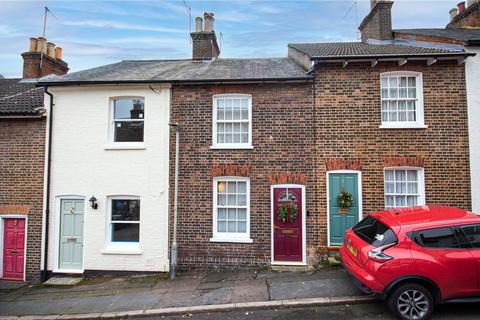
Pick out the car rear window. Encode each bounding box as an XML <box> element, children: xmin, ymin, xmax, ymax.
<box><xmin>352</xmin><ymin>215</ymin><xmax>397</xmax><ymax>247</ymax></box>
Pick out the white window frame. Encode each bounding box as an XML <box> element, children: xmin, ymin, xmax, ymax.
<box><xmin>211</xmin><ymin>177</ymin><xmax>252</xmax><ymax>243</ymax></box>
<box><xmin>105</xmin><ymin>196</ymin><xmax>141</xmax><ymax>253</ymax></box>
<box><xmin>379</xmin><ymin>71</ymin><xmax>427</xmax><ymax>129</ymax></box>
<box><xmin>384</xmin><ymin>167</ymin><xmax>425</xmax><ymax>209</ymax></box>
<box><xmin>106</xmin><ymin>97</ymin><xmax>146</xmax><ymax>150</ymax></box>
<box><xmin>211</xmin><ymin>94</ymin><xmax>253</xmax><ymax>149</ymax></box>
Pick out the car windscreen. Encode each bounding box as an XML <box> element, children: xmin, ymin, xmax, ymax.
<box><xmin>352</xmin><ymin>215</ymin><xmax>398</xmax><ymax>247</ymax></box>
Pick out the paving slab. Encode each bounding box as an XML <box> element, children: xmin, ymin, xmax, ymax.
<box><xmin>44</xmin><ymin>277</ymin><xmax>83</xmax><ymax>287</ymax></box>
<box><xmin>268</xmin><ymin>277</ymin><xmax>362</xmax><ymax>300</ymax></box>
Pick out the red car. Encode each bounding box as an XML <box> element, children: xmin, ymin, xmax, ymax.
<box><xmin>340</xmin><ymin>205</ymin><xmax>480</xmax><ymax>320</ymax></box>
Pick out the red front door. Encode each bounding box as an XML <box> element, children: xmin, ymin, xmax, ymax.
<box><xmin>2</xmin><ymin>218</ymin><xmax>25</xmax><ymax>281</ymax></box>
<box><xmin>273</xmin><ymin>187</ymin><xmax>303</xmax><ymax>262</ymax></box>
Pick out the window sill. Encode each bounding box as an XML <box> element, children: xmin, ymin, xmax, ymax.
<box><xmin>210</xmin><ymin>237</ymin><xmax>253</xmax><ymax>244</ymax></box>
<box><xmin>210</xmin><ymin>145</ymin><xmax>254</xmax><ymax>150</ymax></box>
<box><xmin>104</xmin><ymin>144</ymin><xmax>146</xmax><ymax>150</ymax></box>
<box><xmin>379</xmin><ymin>124</ymin><xmax>428</xmax><ymax>129</ymax></box>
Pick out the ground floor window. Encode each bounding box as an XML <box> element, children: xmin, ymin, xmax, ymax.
<box><xmin>384</xmin><ymin>168</ymin><xmax>425</xmax><ymax>209</ymax></box>
<box><xmin>212</xmin><ymin>177</ymin><xmax>251</xmax><ymax>242</ymax></box>
<box><xmin>109</xmin><ymin>197</ymin><xmax>140</xmax><ymax>243</ymax></box>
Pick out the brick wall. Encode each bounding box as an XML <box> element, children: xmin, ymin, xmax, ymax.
<box><xmin>313</xmin><ymin>61</ymin><xmax>471</xmax><ymax>249</ymax></box>
<box><xmin>190</xmin><ymin>32</ymin><xmax>220</xmax><ymax>60</ymax></box>
<box><xmin>0</xmin><ymin>118</ymin><xmax>46</xmax><ymax>281</ymax></box>
<box><xmin>21</xmin><ymin>52</ymin><xmax>68</xmax><ymax>79</ymax></box>
<box><xmin>170</xmin><ymin>83</ymin><xmax>316</xmax><ymax>268</ymax></box>
<box><xmin>359</xmin><ymin>1</ymin><xmax>393</xmax><ymax>42</ymax></box>
<box><xmin>169</xmin><ymin>61</ymin><xmax>470</xmax><ymax>268</ymax></box>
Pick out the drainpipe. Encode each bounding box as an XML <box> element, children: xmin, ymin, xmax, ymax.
<box><xmin>169</xmin><ymin>123</ymin><xmax>181</xmax><ymax>278</ymax></box>
<box><xmin>41</xmin><ymin>87</ymin><xmax>53</xmax><ymax>282</ymax></box>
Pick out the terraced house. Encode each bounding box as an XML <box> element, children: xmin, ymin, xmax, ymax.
<box><xmin>0</xmin><ymin>37</ymin><xmax>68</xmax><ymax>282</ymax></box>
<box><xmin>33</xmin><ymin>0</ymin><xmax>474</xmax><ymax>278</ymax></box>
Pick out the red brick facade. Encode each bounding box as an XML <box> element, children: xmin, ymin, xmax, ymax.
<box><xmin>0</xmin><ymin>118</ymin><xmax>46</xmax><ymax>281</ymax></box>
<box><xmin>170</xmin><ymin>60</ymin><xmax>470</xmax><ymax>268</ymax></box>
<box><xmin>170</xmin><ymin>83</ymin><xmax>316</xmax><ymax>268</ymax></box>
<box><xmin>313</xmin><ymin>60</ymin><xmax>471</xmax><ymax>249</ymax></box>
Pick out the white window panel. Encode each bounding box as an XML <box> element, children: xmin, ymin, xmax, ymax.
<box><xmin>384</xmin><ymin>168</ymin><xmax>425</xmax><ymax>209</ymax></box>
<box><xmin>109</xmin><ymin>97</ymin><xmax>145</xmax><ymax>147</ymax></box>
<box><xmin>211</xmin><ymin>177</ymin><xmax>252</xmax><ymax>243</ymax></box>
<box><xmin>380</xmin><ymin>72</ymin><xmax>426</xmax><ymax>129</ymax></box>
<box><xmin>106</xmin><ymin>196</ymin><xmax>141</xmax><ymax>252</ymax></box>
<box><xmin>212</xmin><ymin>94</ymin><xmax>253</xmax><ymax>149</ymax></box>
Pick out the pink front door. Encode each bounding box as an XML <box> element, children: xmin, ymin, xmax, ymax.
<box><xmin>2</xmin><ymin>218</ymin><xmax>25</xmax><ymax>281</ymax></box>
<box><xmin>273</xmin><ymin>187</ymin><xmax>303</xmax><ymax>262</ymax></box>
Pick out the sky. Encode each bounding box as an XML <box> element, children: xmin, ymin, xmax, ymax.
<box><xmin>0</xmin><ymin>0</ymin><xmax>463</xmax><ymax>78</ymax></box>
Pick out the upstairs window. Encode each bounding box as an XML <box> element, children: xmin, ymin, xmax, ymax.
<box><xmin>384</xmin><ymin>168</ymin><xmax>425</xmax><ymax>209</ymax></box>
<box><xmin>380</xmin><ymin>72</ymin><xmax>425</xmax><ymax>128</ymax></box>
<box><xmin>212</xmin><ymin>94</ymin><xmax>252</xmax><ymax>149</ymax></box>
<box><xmin>112</xmin><ymin>98</ymin><xmax>144</xmax><ymax>143</ymax></box>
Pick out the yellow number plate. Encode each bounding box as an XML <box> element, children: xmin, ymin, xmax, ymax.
<box><xmin>347</xmin><ymin>242</ymin><xmax>358</xmax><ymax>257</ymax></box>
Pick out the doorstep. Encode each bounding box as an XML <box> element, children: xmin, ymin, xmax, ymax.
<box><xmin>43</xmin><ymin>277</ymin><xmax>83</xmax><ymax>287</ymax></box>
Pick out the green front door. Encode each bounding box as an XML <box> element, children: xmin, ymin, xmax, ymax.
<box><xmin>59</xmin><ymin>199</ymin><xmax>84</xmax><ymax>270</ymax></box>
<box><xmin>329</xmin><ymin>173</ymin><xmax>360</xmax><ymax>246</ymax></box>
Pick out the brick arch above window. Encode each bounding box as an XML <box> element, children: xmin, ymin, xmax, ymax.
<box><xmin>383</xmin><ymin>156</ymin><xmax>424</xmax><ymax>168</ymax></box>
<box><xmin>211</xmin><ymin>164</ymin><xmax>251</xmax><ymax>177</ymax></box>
<box><xmin>325</xmin><ymin>159</ymin><xmax>363</xmax><ymax>171</ymax></box>
<box><xmin>267</xmin><ymin>172</ymin><xmax>307</xmax><ymax>185</ymax></box>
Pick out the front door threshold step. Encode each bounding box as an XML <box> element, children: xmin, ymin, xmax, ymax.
<box><xmin>43</xmin><ymin>276</ymin><xmax>83</xmax><ymax>286</ymax></box>
<box><xmin>271</xmin><ymin>265</ymin><xmax>309</xmax><ymax>272</ymax></box>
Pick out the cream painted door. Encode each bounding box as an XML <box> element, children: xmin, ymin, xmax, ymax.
<box><xmin>59</xmin><ymin>199</ymin><xmax>84</xmax><ymax>270</ymax></box>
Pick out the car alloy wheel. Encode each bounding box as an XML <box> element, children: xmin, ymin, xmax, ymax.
<box><xmin>397</xmin><ymin>289</ymin><xmax>429</xmax><ymax>320</ymax></box>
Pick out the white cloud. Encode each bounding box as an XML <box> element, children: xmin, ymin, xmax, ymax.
<box><xmin>62</xmin><ymin>19</ymin><xmax>186</xmax><ymax>33</ymax></box>
<box><xmin>0</xmin><ymin>24</ymin><xmax>22</xmax><ymax>37</ymax></box>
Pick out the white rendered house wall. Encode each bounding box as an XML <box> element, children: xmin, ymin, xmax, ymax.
<box><xmin>466</xmin><ymin>47</ymin><xmax>480</xmax><ymax>212</ymax></box>
<box><xmin>46</xmin><ymin>85</ymin><xmax>170</xmax><ymax>272</ymax></box>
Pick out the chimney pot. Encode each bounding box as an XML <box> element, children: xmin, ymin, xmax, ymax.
<box><xmin>449</xmin><ymin>8</ymin><xmax>458</xmax><ymax>20</ymax></box>
<box><xmin>55</xmin><ymin>47</ymin><xmax>63</xmax><ymax>60</ymax></box>
<box><xmin>46</xmin><ymin>42</ymin><xmax>55</xmax><ymax>58</ymax></box>
<box><xmin>29</xmin><ymin>37</ymin><xmax>38</xmax><ymax>52</ymax></box>
<box><xmin>36</xmin><ymin>37</ymin><xmax>47</xmax><ymax>54</ymax></box>
<box><xmin>370</xmin><ymin>0</ymin><xmax>377</xmax><ymax>10</ymax></box>
<box><xmin>195</xmin><ymin>17</ymin><xmax>203</xmax><ymax>32</ymax></box>
<box><xmin>204</xmin><ymin>12</ymin><xmax>214</xmax><ymax>32</ymax></box>
<box><xmin>458</xmin><ymin>1</ymin><xmax>466</xmax><ymax>13</ymax></box>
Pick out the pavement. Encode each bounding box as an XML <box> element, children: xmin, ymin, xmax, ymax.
<box><xmin>135</xmin><ymin>302</ymin><xmax>480</xmax><ymax>320</ymax></box>
<box><xmin>0</xmin><ymin>266</ymin><xmax>370</xmax><ymax>319</ymax></box>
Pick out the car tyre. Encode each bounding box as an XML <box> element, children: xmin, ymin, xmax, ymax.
<box><xmin>387</xmin><ymin>283</ymin><xmax>435</xmax><ymax>320</ymax></box>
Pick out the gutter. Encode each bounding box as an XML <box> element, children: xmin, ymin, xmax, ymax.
<box><xmin>0</xmin><ymin>115</ymin><xmax>43</xmax><ymax>119</ymax></box>
<box><xmin>41</xmin><ymin>86</ymin><xmax>53</xmax><ymax>282</ymax></box>
<box><xmin>310</xmin><ymin>52</ymin><xmax>476</xmax><ymax>61</ymax></box>
<box><xmin>36</xmin><ymin>77</ymin><xmax>314</xmax><ymax>87</ymax></box>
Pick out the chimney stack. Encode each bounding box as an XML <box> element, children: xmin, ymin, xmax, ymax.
<box><xmin>447</xmin><ymin>0</ymin><xmax>480</xmax><ymax>28</ymax></box>
<box><xmin>359</xmin><ymin>0</ymin><xmax>394</xmax><ymax>42</ymax></box>
<box><xmin>449</xmin><ymin>8</ymin><xmax>458</xmax><ymax>20</ymax></box>
<box><xmin>190</xmin><ymin>12</ymin><xmax>220</xmax><ymax>60</ymax></box>
<box><xmin>21</xmin><ymin>36</ymin><xmax>69</xmax><ymax>79</ymax></box>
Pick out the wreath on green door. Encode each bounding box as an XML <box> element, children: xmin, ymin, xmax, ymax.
<box><xmin>337</xmin><ymin>190</ymin><xmax>354</xmax><ymax>209</ymax></box>
<box><xmin>277</xmin><ymin>203</ymin><xmax>298</xmax><ymax>223</ymax></box>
